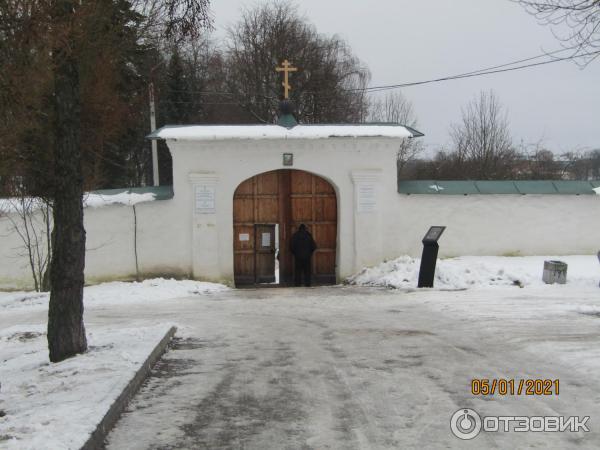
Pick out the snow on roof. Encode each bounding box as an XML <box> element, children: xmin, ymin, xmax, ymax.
<box><xmin>149</xmin><ymin>123</ymin><xmax>422</xmax><ymax>141</ymax></box>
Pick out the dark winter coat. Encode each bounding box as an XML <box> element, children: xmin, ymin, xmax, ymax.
<box><xmin>290</xmin><ymin>228</ymin><xmax>317</xmax><ymax>261</ymax></box>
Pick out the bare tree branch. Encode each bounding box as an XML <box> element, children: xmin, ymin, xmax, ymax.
<box><xmin>513</xmin><ymin>0</ymin><xmax>600</xmax><ymax>65</ymax></box>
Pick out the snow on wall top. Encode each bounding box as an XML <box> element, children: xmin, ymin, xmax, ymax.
<box><xmin>149</xmin><ymin>124</ymin><xmax>420</xmax><ymax>141</ymax></box>
<box><xmin>0</xmin><ymin>187</ymin><xmax>171</xmax><ymax>215</ymax></box>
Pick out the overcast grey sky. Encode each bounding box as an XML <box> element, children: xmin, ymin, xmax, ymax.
<box><xmin>210</xmin><ymin>0</ymin><xmax>599</xmax><ymax>154</ymax></box>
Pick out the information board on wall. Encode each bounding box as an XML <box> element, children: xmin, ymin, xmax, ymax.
<box><xmin>194</xmin><ymin>185</ymin><xmax>215</xmax><ymax>214</ymax></box>
<box><xmin>357</xmin><ymin>183</ymin><xmax>377</xmax><ymax>213</ymax></box>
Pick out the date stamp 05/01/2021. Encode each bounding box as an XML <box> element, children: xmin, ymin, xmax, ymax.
<box><xmin>471</xmin><ymin>378</ymin><xmax>560</xmax><ymax>396</ymax></box>
<box><xmin>450</xmin><ymin>378</ymin><xmax>591</xmax><ymax>440</ymax></box>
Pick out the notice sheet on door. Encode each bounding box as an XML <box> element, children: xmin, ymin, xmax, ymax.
<box><xmin>261</xmin><ymin>233</ymin><xmax>271</xmax><ymax>247</ymax></box>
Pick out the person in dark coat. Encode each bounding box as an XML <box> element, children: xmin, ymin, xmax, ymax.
<box><xmin>290</xmin><ymin>224</ymin><xmax>317</xmax><ymax>287</ymax></box>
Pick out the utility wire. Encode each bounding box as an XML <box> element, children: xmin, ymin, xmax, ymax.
<box><xmin>161</xmin><ymin>46</ymin><xmax>600</xmax><ymax>101</ymax></box>
<box><xmin>353</xmin><ymin>49</ymin><xmax>600</xmax><ymax>93</ymax></box>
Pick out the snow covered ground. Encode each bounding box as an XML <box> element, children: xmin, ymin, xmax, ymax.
<box><xmin>1</xmin><ymin>257</ymin><xmax>600</xmax><ymax>448</ymax></box>
<box><xmin>348</xmin><ymin>255</ymin><xmax>599</xmax><ymax>290</ymax></box>
<box><xmin>0</xmin><ymin>279</ymin><xmax>227</xmax><ymax>450</ymax></box>
<box><xmin>0</xmin><ymin>278</ymin><xmax>229</xmax><ymax>312</ymax></box>
<box><xmin>0</xmin><ymin>324</ymin><xmax>172</xmax><ymax>450</ymax></box>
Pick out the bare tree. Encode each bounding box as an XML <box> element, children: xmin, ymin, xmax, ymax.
<box><xmin>368</xmin><ymin>91</ymin><xmax>424</xmax><ymax>178</ymax></box>
<box><xmin>450</xmin><ymin>90</ymin><xmax>517</xmax><ymax>179</ymax></box>
<box><xmin>1</xmin><ymin>190</ymin><xmax>52</xmax><ymax>292</ymax></box>
<box><xmin>225</xmin><ymin>1</ymin><xmax>370</xmax><ymax>124</ymax></box>
<box><xmin>513</xmin><ymin>0</ymin><xmax>600</xmax><ymax>65</ymax></box>
<box><xmin>561</xmin><ymin>148</ymin><xmax>600</xmax><ymax>179</ymax></box>
<box><xmin>524</xmin><ymin>142</ymin><xmax>562</xmax><ymax>179</ymax></box>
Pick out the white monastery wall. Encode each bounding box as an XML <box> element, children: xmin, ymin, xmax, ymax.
<box><xmin>1</xmin><ymin>134</ymin><xmax>599</xmax><ymax>290</ymax></box>
<box><xmin>0</xmin><ymin>199</ymin><xmax>188</xmax><ymax>290</ymax></box>
<box><xmin>383</xmin><ymin>194</ymin><xmax>600</xmax><ymax>259</ymax></box>
<box><xmin>0</xmin><ymin>214</ymin><xmax>31</xmax><ymax>289</ymax></box>
<box><xmin>83</xmin><ymin>200</ymin><xmax>190</xmax><ymax>285</ymax></box>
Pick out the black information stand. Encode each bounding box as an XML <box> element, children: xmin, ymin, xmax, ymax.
<box><xmin>417</xmin><ymin>226</ymin><xmax>446</xmax><ymax>288</ymax></box>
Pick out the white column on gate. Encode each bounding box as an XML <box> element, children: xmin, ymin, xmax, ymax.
<box><xmin>351</xmin><ymin>170</ymin><xmax>383</xmax><ymax>273</ymax></box>
<box><xmin>188</xmin><ymin>173</ymin><xmax>220</xmax><ymax>280</ymax></box>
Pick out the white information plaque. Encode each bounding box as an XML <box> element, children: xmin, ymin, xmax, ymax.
<box><xmin>195</xmin><ymin>185</ymin><xmax>215</xmax><ymax>214</ymax></box>
<box><xmin>239</xmin><ymin>233</ymin><xmax>250</xmax><ymax>242</ymax></box>
<box><xmin>357</xmin><ymin>183</ymin><xmax>376</xmax><ymax>212</ymax></box>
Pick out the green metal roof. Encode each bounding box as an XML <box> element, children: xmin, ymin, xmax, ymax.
<box><xmin>398</xmin><ymin>180</ymin><xmax>600</xmax><ymax>195</ymax></box>
<box><xmin>91</xmin><ymin>185</ymin><xmax>174</xmax><ymax>200</ymax></box>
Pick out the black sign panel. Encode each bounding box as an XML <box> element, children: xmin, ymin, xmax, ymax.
<box><xmin>418</xmin><ymin>226</ymin><xmax>446</xmax><ymax>288</ymax></box>
<box><xmin>422</xmin><ymin>226</ymin><xmax>446</xmax><ymax>244</ymax></box>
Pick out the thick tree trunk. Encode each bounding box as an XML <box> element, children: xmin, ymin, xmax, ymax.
<box><xmin>47</xmin><ymin>1</ymin><xmax>88</xmax><ymax>362</ymax></box>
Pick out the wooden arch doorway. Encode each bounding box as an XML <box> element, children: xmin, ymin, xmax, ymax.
<box><xmin>233</xmin><ymin>169</ymin><xmax>337</xmax><ymax>287</ymax></box>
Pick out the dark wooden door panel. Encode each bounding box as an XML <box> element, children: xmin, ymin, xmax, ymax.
<box><xmin>290</xmin><ymin>171</ymin><xmax>312</xmax><ymax>193</ymax></box>
<box><xmin>315</xmin><ymin>177</ymin><xmax>335</xmax><ymax>194</ymax></box>
<box><xmin>289</xmin><ymin>171</ymin><xmax>337</xmax><ymax>283</ymax></box>
<box><xmin>257</xmin><ymin>198</ymin><xmax>278</xmax><ymax>222</ymax></box>
<box><xmin>233</xmin><ymin>169</ymin><xmax>337</xmax><ymax>286</ymax></box>
<box><xmin>257</xmin><ymin>171</ymin><xmax>279</xmax><ymax>194</ymax></box>
<box><xmin>312</xmin><ymin>223</ymin><xmax>336</xmax><ymax>249</ymax></box>
<box><xmin>233</xmin><ymin>198</ymin><xmax>254</xmax><ymax>223</ymax></box>
<box><xmin>314</xmin><ymin>197</ymin><xmax>337</xmax><ymax>221</ymax></box>
<box><xmin>290</xmin><ymin>197</ymin><xmax>312</xmax><ymax>222</ymax></box>
<box><xmin>234</xmin><ymin>252</ymin><xmax>254</xmax><ymax>285</ymax></box>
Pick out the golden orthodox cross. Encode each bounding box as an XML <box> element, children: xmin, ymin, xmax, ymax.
<box><xmin>275</xmin><ymin>59</ymin><xmax>298</xmax><ymax>99</ymax></box>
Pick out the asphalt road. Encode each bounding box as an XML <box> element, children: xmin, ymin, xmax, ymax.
<box><xmin>104</xmin><ymin>286</ymin><xmax>600</xmax><ymax>449</ymax></box>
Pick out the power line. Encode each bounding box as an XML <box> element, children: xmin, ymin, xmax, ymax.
<box><xmin>435</xmin><ymin>44</ymin><xmax>581</xmax><ymax>77</ymax></box>
<box><xmin>161</xmin><ymin>46</ymin><xmax>600</xmax><ymax>100</ymax></box>
<box><xmin>353</xmin><ymin>49</ymin><xmax>600</xmax><ymax>93</ymax></box>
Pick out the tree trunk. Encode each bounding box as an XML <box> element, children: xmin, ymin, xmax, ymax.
<box><xmin>47</xmin><ymin>0</ymin><xmax>88</xmax><ymax>362</ymax></box>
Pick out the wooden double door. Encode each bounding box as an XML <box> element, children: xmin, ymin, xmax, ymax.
<box><xmin>233</xmin><ymin>170</ymin><xmax>337</xmax><ymax>286</ymax></box>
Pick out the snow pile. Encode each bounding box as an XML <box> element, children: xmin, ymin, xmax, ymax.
<box><xmin>83</xmin><ymin>278</ymin><xmax>229</xmax><ymax>304</ymax></box>
<box><xmin>0</xmin><ymin>192</ymin><xmax>156</xmax><ymax>215</ymax></box>
<box><xmin>83</xmin><ymin>191</ymin><xmax>156</xmax><ymax>208</ymax></box>
<box><xmin>0</xmin><ymin>323</ymin><xmax>173</xmax><ymax>450</ymax></box>
<box><xmin>348</xmin><ymin>255</ymin><xmax>600</xmax><ymax>290</ymax></box>
<box><xmin>0</xmin><ymin>278</ymin><xmax>229</xmax><ymax>312</ymax></box>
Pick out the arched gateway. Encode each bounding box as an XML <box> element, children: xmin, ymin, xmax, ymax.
<box><xmin>233</xmin><ymin>169</ymin><xmax>337</xmax><ymax>286</ymax></box>
<box><xmin>145</xmin><ymin>121</ymin><xmax>419</xmax><ymax>286</ymax></box>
